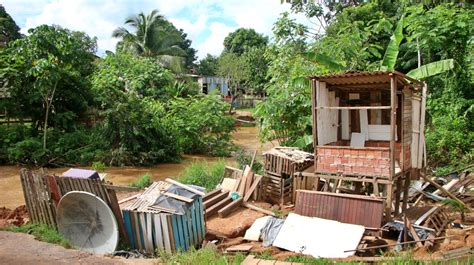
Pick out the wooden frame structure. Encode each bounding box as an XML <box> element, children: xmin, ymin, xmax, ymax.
<box><xmin>304</xmin><ymin>71</ymin><xmax>426</xmax><ymax>219</ymax></box>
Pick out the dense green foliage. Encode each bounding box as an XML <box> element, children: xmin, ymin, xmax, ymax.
<box><xmin>256</xmin><ymin>2</ymin><xmax>473</xmax><ymax>170</ymax></box>
<box><xmin>178</xmin><ymin>160</ymin><xmax>226</xmax><ymax>191</ymax></box>
<box><xmin>196</xmin><ymin>54</ymin><xmax>219</xmax><ymax>76</ymax></box>
<box><xmin>223</xmin><ymin>28</ymin><xmax>268</xmax><ymax>55</ymax></box>
<box><xmin>166</xmin><ymin>95</ymin><xmax>235</xmax><ymax>156</ymax></box>
<box><xmin>1</xmin><ymin>25</ymin><xmax>97</xmax><ymax>151</ymax></box>
<box><xmin>0</xmin><ymin>10</ymin><xmax>234</xmax><ymax>167</ymax></box>
<box><xmin>0</xmin><ymin>5</ymin><xmax>21</xmax><ymax>45</ymax></box>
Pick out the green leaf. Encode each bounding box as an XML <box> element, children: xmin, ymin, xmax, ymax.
<box><xmin>406</xmin><ymin>59</ymin><xmax>454</xmax><ymax>79</ymax></box>
<box><xmin>302</xmin><ymin>52</ymin><xmax>345</xmax><ymax>71</ymax></box>
<box><xmin>381</xmin><ymin>15</ymin><xmax>405</xmax><ymax>70</ymax></box>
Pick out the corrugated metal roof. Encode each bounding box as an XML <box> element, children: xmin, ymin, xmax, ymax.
<box><xmin>308</xmin><ymin>71</ymin><xmax>422</xmax><ymax>88</ymax></box>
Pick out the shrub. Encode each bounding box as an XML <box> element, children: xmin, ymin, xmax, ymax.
<box><xmin>8</xmin><ymin>137</ymin><xmax>47</xmax><ymax>166</ymax></box>
<box><xmin>91</xmin><ymin>161</ymin><xmax>106</xmax><ymax>172</ymax></box>
<box><xmin>178</xmin><ymin>160</ymin><xmax>225</xmax><ymax>191</ymax></box>
<box><xmin>0</xmin><ymin>124</ymin><xmax>32</xmax><ymax>163</ymax></box>
<box><xmin>129</xmin><ymin>173</ymin><xmax>152</xmax><ymax>189</ymax></box>
<box><xmin>165</xmin><ymin>94</ymin><xmax>235</xmax><ymax>157</ymax></box>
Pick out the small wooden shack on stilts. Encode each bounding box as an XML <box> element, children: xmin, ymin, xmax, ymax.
<box><xmin>298</xmin><ymin>71</ymin><xmax>427</xmax><ymax>220</ymax></box>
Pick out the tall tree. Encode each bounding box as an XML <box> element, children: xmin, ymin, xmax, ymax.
<box><xmin>196</xmin><ymin>54</ymin><xmax>219</xmax><ymax>76</ymax></box>
<box><xmin>112</xmin><ymin>9</ymin><xmax>186</xmax><ymax>72</ymax></box>
<box><xmin>0</xmin><ymin>5</ymin><xmax>21</xmax><ymax>47</ymax></box>
<box><xmin>2</xmin><ymin>25</ymin><xmax>97</xmax><ymax>150</ymax></box>
<box><xmin>223</xmin><ymin>28</ymin><xmax>268</xmax><ymax>55</ymax></box>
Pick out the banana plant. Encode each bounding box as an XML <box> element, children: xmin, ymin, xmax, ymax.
<box><xmin>380</xmin><ymin>14</ymin><xmax>454</xmax><ymax>79</ymax></box>
<box><xmin>380</xmin><ymin>15</ymin><xmax>405</xmax><ymax>71</ymax></box>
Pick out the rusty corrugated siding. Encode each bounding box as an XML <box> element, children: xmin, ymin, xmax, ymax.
<box><xmin>294</xmin><ymin>190</ymin><xmax>384</xmax><ymax>228</ymax></box>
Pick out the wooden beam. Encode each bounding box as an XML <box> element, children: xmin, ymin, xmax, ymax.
<box><xmin>205</xmin><ymin>197</ymin><xmax>232</xmax><ymax>217</ymax></box>
<box><xmin>218</xmin><ymin>198</ymin><xmax>243</xmax><ymax>218</ymax></box>
<box><xmin>104</xmin><ymin>184</ymin><xmax>140</xmax><ymax>192</ymax></box>
<box><xmin>402</xmin><ymin>172</ymin><xmax>411</xmax><ymax>213</ymax></box>
<box><xmin>203</xmin><ymin>188</ymin><xmax>222</xmax><ymax>201</ymax></box>
<box><xmin>162</xmin><ymin>192</ymin><xmax>193</xmax><ymax>203</ymax></box>
<box><xmin>344</xmin><ymin>235</ymin><xmax>452</xmax><ymax>253</ymax></box>
<box><xmin>390</xmin><ymin>74</ymin><xmax>397</xmax><ymax>181</ymax></box>
<box><xmin>118</xmin><ymin>194</ymin><xmax>139</xmax><ymax>204</ymax></box>
<box><xmin>420</xmin><ymin>174</ymin><xmax>465</xmax><ymax>207</ymax></box>
<box><xmin>312</xmin><ymin>80</ymin><xmax>318</xmax><ymax>171</ymax></box>
<box><xmin>203</xmin><ymin>191</ymin><xmax>229</xmax><ymax>209</ymax></box>
<box><xmin>316</xmin><ymin>106</ymin><xmax>391</xmax><ymax>110</ymax></box>
<box><xmin>243</xmin><ymin>175</ymin><xmax>263</xmax><ymax>202</ymax></box>
<box><xmin>243</xmin><ymin>202</ymin><xmax>276</xmax><ymax>216</ymax></box>
<box><xmin>165</xmin><ymin>178</ymin><xmax>205</xmax><ymax>196</ymax></box>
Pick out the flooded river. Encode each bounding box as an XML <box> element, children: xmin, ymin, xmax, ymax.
<box><xmin>0</xmin><ymin>126</ymin><xmax>273</xmax><ymax>209</ymax></box>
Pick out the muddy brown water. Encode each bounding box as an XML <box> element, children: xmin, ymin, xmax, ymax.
<box><xmin>0</xmin><ymin>126</ymin><xmax>274</xmax><ymax>209</ymax></box>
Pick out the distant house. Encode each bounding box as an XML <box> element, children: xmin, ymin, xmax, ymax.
<box><xmin>197</xmin><ymin>76</ymin><xmax>230</xmax><ymax>96</ymax></box>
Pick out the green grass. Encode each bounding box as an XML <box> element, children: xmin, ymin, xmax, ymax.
<box><xmin>4</xmin><ymin>223</ymin><xmax>71</xmax><ymax>248</ymax></box>
<box><xmin>178</xmin><ymin>160</ymin><xmax>225</xmax><ymax>191</ymax></box>
<box><xmin>129</xmin><ymin>173</ymin><xmax>152</xmax><ymax>189</ymax></box>
<box><xmin>159</xmin><ymin>246</ymin><xmax>245</xmax><ymax>265</ymax></box>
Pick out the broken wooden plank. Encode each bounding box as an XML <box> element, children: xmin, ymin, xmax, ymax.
<box><xmin>103</xmin><ymin>184</ymin><xmax>140</xmax><ymax>192</ymax></box>
<box><xmin>162</xmin><ymin>192</ymin><xmax>193</xmax><ymax>203</ymax></box>
<box><xmin>420</xmin><ymin>175</ymin><xmax>465</xmax><ymax>207</ymax></box>
<box><xmin>165</xmin><ymin>178</ymin><xmax>205</xmax><ymax>196</ymax></box>
<box><xmin>226</xmin><ymin>243</ymin><xmax>253</xmax><ymax>252</ymax></box>
<box><xmin>218</xmin><ymin>198</ymin><xmax>243</xmax><ymax>218</ymax></box>
<box><xmin>244</xmin><ymin>175</ymin><xmax>263</xmax><ymax>202</ymax></box>
<box><xmin>118</xmin><ymin>194</ymin><xmax>139</xmax><ymax>204</ymax></box>
<box><xmin>238</xmin><ymin>166</ymin><xmax>250</xmax><ymax>196</ymax></box>
<box><xmin>205</xmin><ymin>197</ymin><xmax>232</xmax><ymax>217</ymax></box>
<box><xmin>203</xmin><ymin>191</ymin><xmax>229</xmax><ymax>210</ymax></box>
<box><xmin>203</xmin><ymin>188</ymin><xmax>222</xmax><ymax>201</ymax></box>
<box><xmin>407</xmin><ymin>219</ymin><xmax>423</xmax><ymax>248</ymax></box>
<box><xmin>345</xmin><ymin>235</ymin><xmax>453</xmax><ymax>252</ymax></box>
<box><xmin>243</xmin><ymin>202</ymin><xmax>276</xmax><ymax>217</ymax></box>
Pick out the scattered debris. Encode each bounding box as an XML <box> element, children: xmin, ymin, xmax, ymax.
<box><xmin>225</xmin><ymin>243</ymin><xmax>253</xmax><ymax>253</ymax></box>
<box><xmin>262</xmin><ymin>147</ymin><xmax>313</xmax><ymax>205</ymax></box>
<box><xmin>243</xmin><ymin>216</ymin><xmax>270</xmax><ymax>241</ymax></box>
<box><xmin>272</xmin><ymin>213</ymin><xmax>365</xmax><ymax>258</ymax></box>
<box><xmin>260</xmin><ymin>216</ymin><xmax>284</xmax><ymax>247</ymax></box>
<box><xmin>121</xmin><ymin>180</ymin><xmax>205</xmax><ymax>254</ymax></box>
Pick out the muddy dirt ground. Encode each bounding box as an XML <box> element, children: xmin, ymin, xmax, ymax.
<box><xmin>0</xmin><ymin>231</ymin><xmax>156</xmax><ymax>264</ymax></box>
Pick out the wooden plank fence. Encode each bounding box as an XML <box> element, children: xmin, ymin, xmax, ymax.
<box><xmin>19</xmin><ymin>168</ymin><xmax>128</xmax><ymax>243</ymax></box>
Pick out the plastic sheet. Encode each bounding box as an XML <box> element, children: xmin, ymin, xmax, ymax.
<box><xmin>152</xmin><ymin>184</ymin><xmax>205</xmax><ymax>214</ymax></box>
<box><xmin>261</xmin><ymin>217</ymin><xmax>285</xmax><ymax>247</ymax></box>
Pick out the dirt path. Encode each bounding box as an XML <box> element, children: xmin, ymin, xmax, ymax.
<box><xmin>0</xmin><ymin>231</ymin><xmax>156</xmax><ymax>265</ymax></box>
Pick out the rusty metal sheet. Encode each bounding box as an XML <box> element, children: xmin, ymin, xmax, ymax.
<box><xmin>294</xmin><ymin>190</ymin><xmax>384</xmax><ymax>228</ymax></box>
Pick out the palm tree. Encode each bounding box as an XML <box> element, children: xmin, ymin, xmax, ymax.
<box><xmin>112</xmin><ymin>9</ymin><xmax>186</xmax><ymax>72</ymax></box>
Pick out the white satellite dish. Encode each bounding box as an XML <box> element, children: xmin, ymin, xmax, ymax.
<box><xmin>57</xmin><ymin>191</ymin><xmax>119</xmax><ymax>254</ymax></box>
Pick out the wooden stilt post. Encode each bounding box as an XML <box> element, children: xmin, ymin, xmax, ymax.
<box><xmin>402</xmin><ymin>171</ymin><xmax>411</xmax><ymax>213</ymax></box>
<box><xmin>386</xmin><ymin>73</ymin><xmax>397</xmax><ymax>219</ymax></box>
<box><xmin>394</xmin><ymin>177</ymin><xmax>402</xmax><ymax>216</ymax></box>
<box><xmin>312</xmin><ymin>79</ymin><xmax>318</xmax><ymax>172</ymax></box>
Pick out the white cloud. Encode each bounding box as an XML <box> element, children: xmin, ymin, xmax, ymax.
<box><xmin>2</xmin><ymin>0</ymin><xmax>315</xmax><ymax>59</ymax></box>
<box><xmin>196</xmin><ymin>22</ymin><xmax>237</xmax><ymax>59</ymax></box>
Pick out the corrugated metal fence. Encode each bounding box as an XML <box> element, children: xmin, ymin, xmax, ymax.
<box><xmin>294</xmin><ymin>190</ymin><xmax>384</xmax><ymax>228</ymax></box>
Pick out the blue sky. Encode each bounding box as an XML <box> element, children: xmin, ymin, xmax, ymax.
<box><xmin>2</xmin><ymin>0</ymin><xmax>310</xmax><ymax>59</ymax></box>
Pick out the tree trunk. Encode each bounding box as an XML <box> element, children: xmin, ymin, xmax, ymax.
<box><xmin>42</xmin><ymin>81</ymin><xmax>58</xmax><ymax>151</ymax></box>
